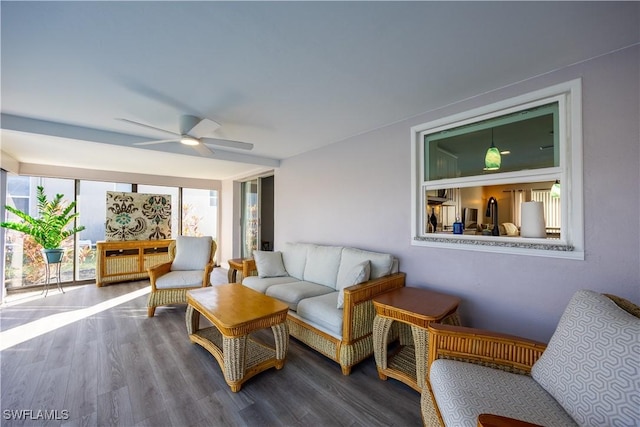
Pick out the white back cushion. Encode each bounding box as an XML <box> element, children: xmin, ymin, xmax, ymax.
<box><xmin>338</xmin><ymin>247</ymin><xmax>393</xmax><ymax>280</ymax></box>
<box><xmin>531</xmin><ymin>290</ymin><xmax>640</xmax><ymax>426</ymax></box>
<box><xmin>253</xmin><ymin>250</ymin><xmax>288</xmax><ymax>278</ymax></box>
<box><xmin>171</xmin><ymin>236</ymin><xmax>212</xmax><ymax>271</ymax></box>
<box><xmin>302</xmin><ymin>245</ymin><xmax>343</xmax><ymax>288</ymax></box>
<box><xmin>281</xmin><ymin>242</ymin><xmax>312</xmax><ymax>280</ymax></box>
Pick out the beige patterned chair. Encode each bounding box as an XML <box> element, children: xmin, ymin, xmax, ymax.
<box><xmin>147</xmin><ymin>235</ymin><xmax>216</xmax><ymax>317</ymax></box>
<box><xmin>421</xmin><ymin>290</ymin><xmax>640</xmax><ymax>426</ymax></box>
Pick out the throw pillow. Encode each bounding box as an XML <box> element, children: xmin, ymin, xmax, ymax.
<box><xmin>531</xmin><ymin>290</ymin><xmax>640</xmax><ymax>426</ymax></box>
<box><xmin>337</xmin><ymin>261</ymin><xmax>370</xmax><ymax>309</ymax></box>
<box><xmin>254</xmin><ymin>250</ymin><xmax>288</xmax><ymax>278</ymax></box>
<box><xmin>170</xmin><ymin>236</ymin><xmax>212</xmax><ymax>271</ymax></box>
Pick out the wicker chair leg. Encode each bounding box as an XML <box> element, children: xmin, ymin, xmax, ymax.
<box><xmin>341</xmin><ymin>365</ymin><xmax>352</xmax><ymax>375</ymax></box>
<box><xmin>147</xmin><ymin>306</ymin><xmax>156</xmax><ymax>317</ymax></box>
<box><xmin>421</xmin><ymin>385</ymin><xmax>444</xmax><ymax>427</ymax></box>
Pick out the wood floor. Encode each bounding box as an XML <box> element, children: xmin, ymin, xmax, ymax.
<box><xmin>0</xmin><ymin>268</ymin><xmax>422</xmax><ymax>427</ymax></box>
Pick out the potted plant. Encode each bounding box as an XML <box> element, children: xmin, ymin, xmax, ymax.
<box><xmin>1</xmin><ymin>185</ymin><xmax>85</xmax><ymax>263</ymax></box>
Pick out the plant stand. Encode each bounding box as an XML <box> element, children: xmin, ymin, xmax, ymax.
<box><xmin>42</xmin><ymin>260</ymin><xmax>64</xmax><ymax>297</ymax></box>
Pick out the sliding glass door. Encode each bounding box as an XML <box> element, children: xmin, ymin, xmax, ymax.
<box><xmin>240</xmin><ymin>176</ymin><xmax>274</xmax><ymax>258</ymax></box>
<box><xmin>241</xmin><ymin>180</ymin><xmax>258</xmax><ymax>258</ymax></box>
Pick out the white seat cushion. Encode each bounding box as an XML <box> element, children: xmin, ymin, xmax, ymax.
<box><xmin>296</xmin><ymin>292</ymin><xmax>343</xmax><ymax>337</ymax></box>
<box><xmin>265</xmin><ymin>281</ymin><xmax>335</xmax><ymax>311</ymax></box>
<box><xmin>155</xmin><ymin>270</ymin><xmax>204</xmax><ymax>289</ymax></box>
<box><xmin>532</xmin><ymin>290</ymin><xmax>640</xmax><ymax>426</ymax></box>
<box><xmin>242</xmin><ymin>276</ymin><xmax>298</xmax><ymax>294</ymax></box>
<box><xmin>171</xmin><ymin>236</ymin><xmax>212</xmax><ymax>271</ymax></box>
<box><xmin>430</xmin><ymin>359</ymin><xmax>577</xmax><ymax>427</ymax></box>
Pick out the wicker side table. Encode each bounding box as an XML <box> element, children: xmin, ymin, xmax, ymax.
<box><xmin>186</xmin><ymin>284</ymin><xmax>289</xmax><ymax>392</ymax></box>
<box><xmin>227</xmin><ymin>258</ymin><xmax>248</xmax><ymax>283</ymax></box>
<box><xmin>372</xmin><ymin>287</ymin><xmax>460</xmax><ymax>392</ymax></box>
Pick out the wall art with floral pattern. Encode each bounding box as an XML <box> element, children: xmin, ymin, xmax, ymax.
<box><xmin>105</xmin><ymin>192</ymin><xmax>171</xmax><ymax>241</ymax></box>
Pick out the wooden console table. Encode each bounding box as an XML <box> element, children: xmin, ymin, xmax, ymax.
<box><xmin>96</xmin><ymin>239</ymin><xmax>173</xmax><ymax>287</ymax></box>
<box><xmin>372</xmin><ymin>287</ymin><xmax>460</xmax><ymax>392</ymax></box>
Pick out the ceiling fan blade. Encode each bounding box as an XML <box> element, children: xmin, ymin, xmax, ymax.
<box><xmin>201</xmin><ymin>137</ymin><xmax>254</xmax><ymax>151</ymax></box>
<box><xmin>133</xmin><ymin>138</ymin><xmax>179</xmax><ymax>146</ymax></box>
<box><xmin>191</xmin><ymin>143</ymin><xmax>214</xmax><ymax>157</ymax></box>
<box><xmin>188</xmin><ymin>117</ymin><xmax>221</xmax><ymax>138</ymax></box>
<box><xmin>117</xmin><ymin>118</ymin><xmax>179</xmax><ymax>136</ymax></box>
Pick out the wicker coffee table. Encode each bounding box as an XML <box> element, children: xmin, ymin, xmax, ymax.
<box><xmin>186</xmin><ymin>284</ymin><xmax>289</xmax><ymax>392</ymax></box>
<box><xmin>372</xmin><ymin>287</ymin><xmax>460</xmax><ymax>392</ymax></box>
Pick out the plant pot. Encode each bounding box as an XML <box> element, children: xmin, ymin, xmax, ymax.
<box><xmin>41</xmin><ymin>248</ymin><xmax>64</xmax><ymax>264</ymax></box>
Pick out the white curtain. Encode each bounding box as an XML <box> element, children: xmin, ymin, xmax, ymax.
<box><xmin>531</xmin><ymin>190</ymin><xmax>561</xmax><ymax>230</ymax></box>
<box><xmin>510</xmin><ymin>190</ymin><xmax>526</xmax><ymax>227</ymax></box>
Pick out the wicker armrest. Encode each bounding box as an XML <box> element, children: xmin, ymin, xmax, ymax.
<box><xmin>427</xmin><ymin>323</ymin><xmax>546</xmax><ymax>374</ymax></box>
<box><xmin>202</xmin><ymin>261</ymin><xmax>215</xmax><ymax>287</ymax></box>
<box><xmin>147</xmin><ymin>262</ymin><xmax>172</xmax><ymax>290</ymax></box>
<box><xmin>242</xmin><ymin>258</ymin><xmax>257</xmax><ymax>279</ymax></box>
<box><xmin>341</xmin><ymin>272</ymin><xmax>405</xmax><ymax>341</ymax></box>
<box><xmin>343</xmin><ymin>272</ymin><xmax>406</xmax><ymax>305</ymax></box>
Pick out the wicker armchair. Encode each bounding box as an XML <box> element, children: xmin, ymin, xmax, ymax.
<box><xmin>421</xmin><ymin>292</ymin><xmax>640</xmax><ymax>427</ymax></box>
<box><xmin>147</xmin><ymin>236</ymin><xmax>216</xmax><ymax>317</ymax></box>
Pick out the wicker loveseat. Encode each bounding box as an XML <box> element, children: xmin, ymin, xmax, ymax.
<box><xmin>241</xmin><ymin>242</ymin><xmax>405</xmax><ymax>375</ymax></box>
<box><xmin>421</xmin><ymin>290</ymin><xmax>640</xmax><ymax>426</ymax></box>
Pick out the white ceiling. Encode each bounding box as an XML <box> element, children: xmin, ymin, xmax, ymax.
<box><xmin>2</xmin><ymin>1</ymin><xmax>638</xmax><ymax>181</ymax></box>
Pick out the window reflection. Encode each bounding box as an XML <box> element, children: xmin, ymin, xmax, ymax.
<box><xmin>425</xmin><ymin>102</ymin><xmax>559</xmax><ymax>180</ymax></box>
<box><xmin>425</xmin><ymin>182</ymin><xmax>561</xmax><ymax>238</ymax></box>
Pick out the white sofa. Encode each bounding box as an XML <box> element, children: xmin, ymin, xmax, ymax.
<box><xmin>241</xmin><ymin>242</ymin><xmax>405</xmax><ymax>374</ymax></box>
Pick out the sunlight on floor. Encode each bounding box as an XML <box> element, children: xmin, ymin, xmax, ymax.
<box><xmin>0</xmin><ymin>286</ymin><xmax>150</xmax><ymax>351</ymax></box>
<box><xmin>2</xmin><ymin>284</ymin><xmax>87</xmax><ymax>307</ymax></box>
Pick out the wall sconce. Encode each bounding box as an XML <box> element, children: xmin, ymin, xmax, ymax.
<box><xmin>551</xmin><ymin>180</ymin><xmax>561</xmax><ymax>198</ymax></box>
<box><xmin>484</xmin><ymin>128</ymin><xmax>501</xmax><ymax>170</ymax></box>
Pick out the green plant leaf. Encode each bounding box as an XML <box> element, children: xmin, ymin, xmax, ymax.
<box><xmin>1</xmin><ymin>185</ymin><xmax>86</xmax><ymax>249</ymax></box>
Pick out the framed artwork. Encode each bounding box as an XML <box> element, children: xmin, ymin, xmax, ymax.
<box><xmin>105</xmin><ymin>192</ymin><xmax>171</xmax><ymax>241</ymax></box>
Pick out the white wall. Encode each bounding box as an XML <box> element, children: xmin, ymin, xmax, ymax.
<box><xmin>275</xmin><ymin>46</ymin><xmax>640</xmax><ymax>342</ymax></box>
<box><xmin>219</xmin><ymin>179</ymin><xmax>241</xmax><ymax>267</ymax></box>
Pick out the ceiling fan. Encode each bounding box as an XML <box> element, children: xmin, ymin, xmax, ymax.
<box><xmin>119</xmin><ymin>115</ymin><xmax>254</xmax><ymax>156</ymax></box>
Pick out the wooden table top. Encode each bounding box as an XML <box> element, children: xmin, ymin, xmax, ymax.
<box><xmin>373</xmin><ymin>287</ymin><xmax>460</xmax><ymax>326</ymax></box>
<box><xmin>187</xmin><ymin>284</ymin><xmax>289</xmax><ymax>336</ymax></box>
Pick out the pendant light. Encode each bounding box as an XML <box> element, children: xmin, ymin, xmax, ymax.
<box><xmin>550</xmin><ymin>180</ymin><xmax>561</xmax><ymax>198</ymax></box>
<box><xmin>484</xmin><ymin>128</ymin><xmax>501</xmax><ymax>170</ymax></box>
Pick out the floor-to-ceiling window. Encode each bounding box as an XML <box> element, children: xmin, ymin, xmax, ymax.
<box><xmin>182</xmin><ymin>188</ymin><xmax>218</xmax><ymax>239</ymax></box>
<box><xmin>3</xmin><ymin>176</ymin><xmax>219</xmax><ymax>291</ymax></box>
<box><xmin>3</xmin><ymin>176</ymin><xmax>76</xmax><ymax>289</ymax></box>
<box><xmin>76</xmin><ymin>180</ymin><xmax>132</xmax><ymax>281</ymax></box>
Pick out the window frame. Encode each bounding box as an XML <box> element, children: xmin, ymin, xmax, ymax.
<box><xmin>411</xmin><ymin>79</ymin><xmax>584</xmax><ymax>259</ymax></box>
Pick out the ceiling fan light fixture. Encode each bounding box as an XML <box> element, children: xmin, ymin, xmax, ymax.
<box><xmin>180</xmin><ymin>135</ymin><xmax>199</xmax><ymax>146</ymax></box>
